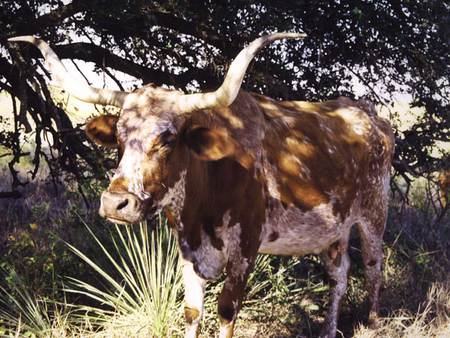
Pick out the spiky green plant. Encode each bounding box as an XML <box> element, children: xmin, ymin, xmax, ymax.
<box><xmin>0</xmin><ymin>266</ymin><xmax>53</xmax><ymax>337</ymax></box>
<box><xmin>66</xmin><ymin>218</ymin><xmax>183</xmax><ymax>337</ymax></box>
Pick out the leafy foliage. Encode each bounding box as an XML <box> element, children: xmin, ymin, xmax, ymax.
<box><xmin>0</xmin><ymin>0</ymin><xmax>448</xmax><ymax>195</ymax></box>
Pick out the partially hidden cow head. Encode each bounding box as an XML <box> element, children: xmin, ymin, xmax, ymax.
<box><xmin>9</xmin><ymin>33</ymin><xmax>305</xmax><ymax>224</ymax></box>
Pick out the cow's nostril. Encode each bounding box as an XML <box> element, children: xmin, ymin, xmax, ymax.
<box><xmin>117</xmin><ymin>198</ymin><xmax>129</xmax><ymax>211</ymax></box>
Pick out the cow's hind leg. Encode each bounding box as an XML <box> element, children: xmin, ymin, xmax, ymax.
<box><xmin>319</xmin><ymin>237</ymin><xmax>351</xmax><ymax>338</ymax></box>
<box><xmin>356</xmin><ymin>219</ymin><xmax>385</xmax><ymax>327</ymax></box>
<box><xmin>182</xmin><ymin>259</ymin><xmax>206</xmax><ymax>338</ymax></box>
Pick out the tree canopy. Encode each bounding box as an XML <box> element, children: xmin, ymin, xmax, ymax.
<box><xmin>0</xmin><ymin>0</ymin><xmax>448</xmax><ymax>196</ymax></box>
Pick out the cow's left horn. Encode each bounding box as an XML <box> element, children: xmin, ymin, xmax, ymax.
<box><xmin>178</xmin><ymin>32</ymin><xmax>306</xmax><ymax>113</ymax></box>
<box><xmin>8</xmin><ymin>36</ymin><xmax>129</xmax><ymax>108</ymax></box>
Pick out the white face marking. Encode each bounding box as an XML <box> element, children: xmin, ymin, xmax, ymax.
<box><xmin>113</xmin><ymin>115</ymin><xmax>178</xmax><ymax>200</ymax></box>
<box><xmin>144</xmin><ymin>115</ymin><xmax>177</xmax><ymax>139</ymax></box>
<box><xmin>113</xmin><ymin>147</ymin><xmax>150</xmax><ymax>200</ymax></box>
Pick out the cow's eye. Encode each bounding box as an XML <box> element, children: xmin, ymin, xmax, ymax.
<box><xmin>159</xmin><ymin>131</ymin><xmax>177</xmax><ymax>147</ymax></box>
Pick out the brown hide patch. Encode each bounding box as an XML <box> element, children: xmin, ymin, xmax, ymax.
<box><xmin>327</xmin><ymin>240</ymin><xmax>341</xmax><ymax>261</ymax></box>
<box><xmin>107</xmin><ymin>177</ymin><xmax>129</xmax><ymax>193</ymax></box>
<box><xmin>180</xmin><ymin>157</ymin><xmax>265</xmax><ymax>260</ymax></box>
<box><xmin>184</xmin><ymin>126</ymin><xmax>236</xmax><ymax>161</ymax></box>
<box><xmin>85</xmin><ymin>115</ymin><xmax>119</xmax><ymax>147</ymax></box>
<box><xmin>181</xmin><ymin>92</ymin><xmax>264</xmax><ymax>170</ymax></box>
<box><xmin>438</xmin><ymin>170</ymin><xmax>450</xmax><ymax>190</ymax></box>
<box><xmin>357</xmin><ymin>114</ymin><xmax>395</xmax><ymax>235</ymax></box>
<box><xmin>184</xmin><ymin>307</ymin><xmax>200</xmax><ymax>324</ymax></box>
<box><xmin>219</xmin><ymin>305</ymin><xmax>235</xmax><ymax>324</ymax></box>
<box><xmin>368</xmin><ymin>259</ymin><xmax>377</xmax><ymax>267</ymax></box>
<box><xmin>258</xmin><ymin>95</ymin><xmax>369</xmax><ymax>217</ymax></box>
<box><xmin>201</xmin><ymin>215</ymin><xmax>224</xmax><ymax>250</ymax></box>
<box><xmin>163</xmin><ymin>208</ymin><xmax>177</xmax><ymax>228</ymax></box>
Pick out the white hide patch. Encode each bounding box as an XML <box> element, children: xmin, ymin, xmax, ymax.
<box><xmin>157</xmin><ymin>170</ymin><xmax>187</xmax><ymax>221</ymax></box>
<box><xmin>219</xmin><ymin>321</ymin><xmax>234</xmax><ymax>338</ymax></box>
<box><xmin>263</xmin><ymin>161</ymin><xmax>282</xmax><ymax>200</ymax></box>
<box><xmin>259</xmin><ymin>202</ymin><xmax>346</xmax><ymax>256</ymax></box>
<box><xmin>181</xmin><ymin>259</ymin><xmax>206</xmax><ymax>321</ymax></box>
<box><xmin>180</xmin><ymin>214</ymin><xmax>246</xmax><ymax>281</ymax></box>
<box><xmin>183</xmin><ymin>231</ymin><xmax>226</xmax><ymax>280</ymax></box>
<box><xmin>218</xmin><ymin>221</ymin><xmax>249</xmax><ymax>284</ymax></box>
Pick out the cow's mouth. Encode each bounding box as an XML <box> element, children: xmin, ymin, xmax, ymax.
<box><xmin>105</xmin><ymin>216</ymin><xmax>135</xmax><ymax>225</ymax></box>
<box><xmin>99</xmin><ymin>191</ymin><xmax>147</xmax><ymax>224</ymax></box>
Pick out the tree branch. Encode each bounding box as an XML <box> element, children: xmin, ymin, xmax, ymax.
<box><xmin>19</xmin><ymin>41</ymin><xmax>218</xmax><ymax>90</ymax></box>
<box><xmin>34</xmin><ymin>0</ymin><xmax>87</xmax><ymax>29</ymax></box>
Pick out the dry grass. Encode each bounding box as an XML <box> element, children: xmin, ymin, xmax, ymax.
<box><xmin>354</xmin><ymin>282</ymin><xmax>450</xmax><ymax>338</ymax></box>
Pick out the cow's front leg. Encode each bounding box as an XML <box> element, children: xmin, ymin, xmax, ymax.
<box><xmin>217</xmin><ymin>256</ymin><xmax>255</xmax><ymax>338</ymax></box>
<box><xmin>182</xmin><ymin>259</ymin><xmax>206</xmax><ymax>338</ymax></box>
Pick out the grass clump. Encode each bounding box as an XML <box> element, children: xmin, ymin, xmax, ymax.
<box><xmin>66</xmin><ymin>218</ymin><xmax>183</xmax><ymax>338</ymax></box>
<box><xmin>0</xmin><ymin>217</ymin><xmax>183</xmax><ymax>338</ymax></box>
<box><xmin>0</xmin><ymin>266</ymin><xmax>54</xmax><ymax>337</ymax></box>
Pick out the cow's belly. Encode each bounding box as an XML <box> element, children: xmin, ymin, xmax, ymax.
<box><xmin>258</xmin><ymin>202</ymin><xmax>347</xmax><ymax>256</ymax></box>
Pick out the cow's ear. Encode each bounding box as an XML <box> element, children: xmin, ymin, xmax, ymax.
<box><xmin>184</xmin><ymin>126</ymin><xmax>236</xmax><ymax>161</ymax></box>
<box><xmin>85</xmin><ymin>115</ymin><xmax>119</xmax><ymax>147</ymax></box>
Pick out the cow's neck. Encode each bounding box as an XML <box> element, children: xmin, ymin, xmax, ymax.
<box><xmin>168</xmin><ymin>156</ymin><xmax>265</xmax><ymax>273</ymax></box>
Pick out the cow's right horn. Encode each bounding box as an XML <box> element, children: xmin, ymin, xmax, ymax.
<box><xmin>8</xmin><ymin>36</ymin><xmax>129</xmax><ymax>108</ymax></box>
<box><xmin>178</xmin><ymin>32</ymin><xmax>306</xmax><ymax>113</ymax></box>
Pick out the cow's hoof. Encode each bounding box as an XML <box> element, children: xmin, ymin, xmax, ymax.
<box><xmin>368</xmin><ymin>311</ymin><xmax>381</xmax><ymax>329</ymax></box>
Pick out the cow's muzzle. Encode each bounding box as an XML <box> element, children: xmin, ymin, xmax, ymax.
<box><xmin>99</xmin><ymin>191</ymin><xmax>145</xmax><ymax>224</ymax></box>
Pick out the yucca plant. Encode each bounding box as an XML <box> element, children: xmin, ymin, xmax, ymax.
<box><xmin>66</xmin><ymin>217</ymin><xmax>183</xmax><ymax>337</ymax></box>
<box><xmin>0</xmin><ymin>266</ymin><xmax>53</xmax><ymax>337</ymax></box>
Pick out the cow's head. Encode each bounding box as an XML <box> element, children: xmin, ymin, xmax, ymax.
<box><xmin>84</xmin><ymin>90</ymin><xmax>241</xmax><ymax>224</ymax></box>
<box><xmin>9</xmin><ymin>33</ymin><xmax>305</xmax><ymax>224</ymax></box>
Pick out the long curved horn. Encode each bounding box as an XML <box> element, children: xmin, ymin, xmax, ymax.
<box><xmin>8</xmin><ymin>36</ymin><xmax>129</xmax><ymax>108</ymax></box>
<box><xmin>178</xmin><ymin>32</ymin><xmax>306</xmax><ymax>113</ymax></box>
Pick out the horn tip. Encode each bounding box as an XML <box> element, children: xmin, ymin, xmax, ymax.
<box><xmin>8</xmin><ymin>35</ymin><xmax>40</xmax><ymax>44</ymax></box>
<box><xmin>284</xmin><ymin>32</ymin><xmax>307</xmax><ymax>39</ymax></box>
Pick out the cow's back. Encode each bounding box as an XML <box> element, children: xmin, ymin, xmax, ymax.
<box><xmin>252</xmin><ymin>94</ymin><xmax>394</xmax><ymax>255</ymax></box>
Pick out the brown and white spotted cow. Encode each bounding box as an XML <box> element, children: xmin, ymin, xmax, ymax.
<box><xmin>10</xmin><ymin>33</ymin><xmax>395</xmax><ymax>338</ymax></box>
